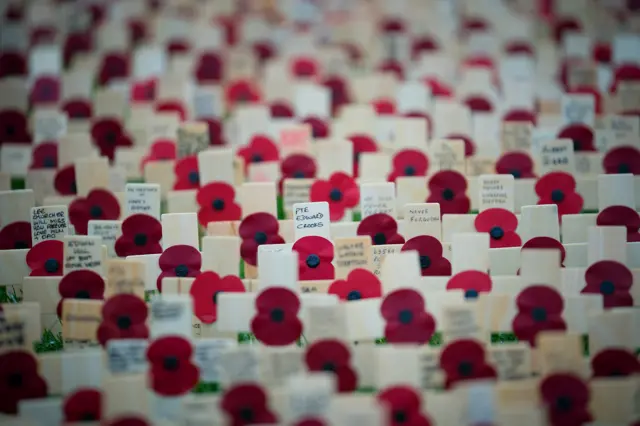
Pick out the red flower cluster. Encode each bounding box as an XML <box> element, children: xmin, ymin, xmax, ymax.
<box><xmin>401</xmin><ymin>236</ymin><xmax>451</xmax><ymax>276</ymax></box>
<box><xmin>328</xmin><ymin>268</ymin><xmax>382</xmax><ymax>301</ymax></box>
<box><xmin>0</xmin><ymin>222</ymin><xmax>32</xmax><ymax>250</ymax></box>
<box><xmin>251</xmin><ymin>287</ymin><xmax>303</xmax><ymax>346</ymax></box>
<box><xmin>292</xmin><ymin>236</ymin><xmax>335</xmax><ymax>280</ymax></box>
<box><xmin>427</xmin><ymin>170</ymin><xmax>471</xmax><ymax>214</ymax></box>
<box><xmin>495</xmin><ymin>152</ymin><xmax>536</xmax><ymax>178</ymax></box>
<box><xmin>57</xmin><ymin>270</ymin><xmax>105</xmax><ymax>318</ymax></box>
<box><xmin>591</xmin><ymin>348</ymin><xmax>640</xmax><ymax>377</ymax></box>
<box><xmin>157</xmin><ymin>245</ymin><xmax>202</xmax><ymax>292</ymax></box>
<box><xmin>69</xmin><ymin>189</ymin><xmax>121</xmax><ymax>235</ymax></box>
<box><xmin>115</xmin><ymin>214</ymin><xmax>163</xmax><ymax>257</ymax></box>
<box><xmin>310</xmin><ymin>172</ymin><xmax>359</xmax><ymax>221</ymax></box>
<box><xmin>196</xmin><ymin>182</ymin><xmax>242</xmax><ymax>226</ymax></box>
<box><xmin>597</xmin><ymin>206</ymin><xmax>640</xmax><ymax>242</ymax></box>
<box><xmin>512</xmin><ymin>285</ymin><xmax>567</xmax><ymax>346</ymax></box>
<box><xmin>535</xmin><ymin>172</ymin><xmax>583</xmax><ymax>216</ymax></box>
<box><xmin>220</xmin><ymin>383</ymin><xmax>278</xmax><ymax>425</ymax></box>
<box><xmin>439</xmin><ymin>339</ymin><xmax>497</xmax><ymax>389</ymax></box>
<box><xmin>540</xmin><ymin>374</ymin><xmax>592</xmax><ymax>426</ymax></box>
<box><xmin>190</xmin><ymin>271</ymin><xmax>246</xmax><ymax>324</ymax></box>
<box><xmin>377</xmin><ymin>386</ymin><xmax>432</xmax><ymax>426</ymax></box>
<box><xmin>474</xmin><ymin>208</ymin><xmax>522</xmax><ymax>248</ymax></box>
<box><xmin>239</xmin><ymin>213</ymin><xmax>285</xmax><ymax>266</ymax></box>
<box><xmin>63</xmin><ymin>388</ymin><xmax>101</xmax><ymax>422</ymax></box>
<box><xmin>447</xmin><ymin>271</ymin><xmax>492</xmax><ymax>299</ymax></box>
<box><xmin>582</xmin><ymin>260</ymin><xmax>634</xmax><ymax>308</ymax></box>
<box><xmin>225</xmin><ymin>80</ymin><xmax>261</xmax><ymax>108</ymax></box>
<box><xmin>0</xmin><ymin>350</ymin><xmax>48</xmax><ymax>414</ymax></box>
<box><xmin>358</xmin><ymin>213</ymin><xmax>405</xmax><ymax>246</ymax></box>
<box><xmin>26</xmin><ymin>240</ymin><xmax>63</xmax><ymax>276</ymax></box>
<box><xmin>97</xmin><ymin>294</ymin><xmax>149</xmax><ymax>347</ymax></box>
<box><xmin>146</xmin><ymin>336</ymin><xmax>199</xmax><ymax>395</ymax></box>
<box><xmin>388</xmin><ymin>149</ymin><xmax>429</xmax><ymax>182</ymax></box>
<box><xmin>305</xmin><ymin>339</ymin><xmax>358</xmax><ymax>392</ymax></box>
<box><xmin>381</xmin><ymin>289</ymin><xmax>436</xmax><ymax>344</ymax></box>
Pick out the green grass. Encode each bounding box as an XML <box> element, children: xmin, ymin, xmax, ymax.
<box><xmin>0</xmin><ymin>286</ymin><xmax>21</xmax><ymax>303</ymax></box>
<box><xmin>34</xmin><ymin>329</ymin><xmax>64</xmax><ymax>353</ymax></box>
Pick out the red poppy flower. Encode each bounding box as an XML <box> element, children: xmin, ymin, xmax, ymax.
<box><xmin>463</xmin><ymin>17</ymin><xmax>489</xmax><ymax>33</ymax></box>
<box><xmin>30</xmin><ymin>27</ymin><xmax>56</xmax><ymax>47</ymax></box>
<box><xmin>381</xmin><ymin>289</ymin><xmax>436</xmax><ymax>344</ymax></box>
<box><xmin>62</xmin><ymin>99</ymin><xmax>92</xmax><ymax>120</ymax></box>
<box><xmin>220</xmin><ymin>383</ymin><xmax>278</xmax><ymax>425</ymax></box>
<box><xmin>505</xmin><ymin>41</ymin><xmax>535</xmax><ymax>56</ymax></box>
<box><xmin>29</xmin><ymin>143</ymin><xmax>57</xmax><ymax>169</ymax></box>
<box><xmin>190</xmin><ymin>271</ymin><xmax>246</xmax><ymax>324</ymax></box>
<box><xmin>157</xmin><ymin>245</ymin><xmax>202</xmax><ymax>292</ymax></box>
<box><xmin>444</xmin><ymin>133</ymin><xmax>475</xmax><ymax>157</ymax></box>
<box><xmin>372</xmin><ymin>99</ymin><xmax>396</xmax><ymax>115</ymax></box>
<box><xmin>603</xmin><ymin>146</ymin><xmax>640</xmax><ymax>174</ymax></box>
<box><xmin>592</xmin><ymin>42</ymin><xmax>611</xmax><ymax>63</ymax></box>
<box><xmin>63</xmin><ymin>32</ymin><xmax>92</xmax><ymax>68</ymax></box>
<box><xmin>553</xmin><ymin>17</ymin><xmax>582</xmax><ymax>43</ymax></box>
<box><xmin>202</xmin><ymin>118</ymin><xmax>225</xmax><ymax>146</ymax></box>
<box><xmin>195</xmin><ymin>52</ymin><xmax>223</xmax><ymax>83</ymax></box>
<box><xmin>302</xmin><ymin>117</ymin><xmax>330</xmax><ymax>139</ymax></box>
<box><xmin>503</xmin><ymin>109</ymin><xmax>537</xmax><ymax>125</ymax></box>
<box><xmin>63</xmin><ymin>388</ymin><xmax>101</xmax><ymax>422</ymax></box>
<box><xmin>401</xmin><ymin>236</ymin><xmax>451</xmax><ymax>276</ymax></box>
<box><xmin>69</xmin><ymin>189</ymin><xmax>121</xmax><ymax>235</ymax></box>
<box><xmin>196</xmin><ymin>182</ymin><xmax>242</xmax><ymax>226</ymax></box>
<box><xmin>292</xmin><ymin>236</ymin><xmax>335</xmax><ymax>280</ymax></box>
<box><xmin>388</xmin><ymin>149</ymin><xmax>429</xmax><ymax>182</ymax></box>
<box><xmin>0</xmin><ymin>110</ymin><xmax>30</xmax><ymax>144</ymax></box>
<box><xmin>610</xmin><ymin>64</ymin><xmax>640</xmax><ymax>93</ymax></box>
<box><xmin>292</xmin><ymin>57</ymin><xmax>319</xmax><ymax>78</ymax></box>
<box><xmin>521</xmin><ymin>237</ymin><xmax>566</xmax><ymax>266</ymax></box>
<box><xmin>114</xmin><ymin>214</ymin><xmax>163</xmax><ymax>257</ymax></box>
<box><xmin>322</xmin><ymin>76</ymin><xmax>350</xmax><ymax>116</ymax></box>
<box><xmin>128</xmin><ymin>19</ymin><xmax>147</xmax><ymax>45</ymax></box>
<box><xmin>348</xmin><ymin>134</ymin><xmax>378</xmax><ymax>177</ymax></box>
<box><xmin>597</xmin><ymin>206</ymin><xmax>640</xmax><ymax>242</ymax></box>
<box><xmin>251</xmin><ymin>287</ymin><xmax>303</xmax><ymax>346</ymax></box>
<box><xmin>26</xmin><ymin>240</ymin><xmax>63</xmax><ymax>276</ymax></box>
<box><xmin>380</xmin><ymin>19</ymin><xmax>406</xmax><ymax>32</ymax></box>
<box><xmin>0</xmin><ymin>222</ymin><xmax>32</xmax><ymax>250</ymax></box>
<box><xmin>412</xmin><ymin>36</ymin><xmax>439</xmax><ymax>59</ymax></box>
<box><xmin>0</xmin><ymin>351</ymin><xmax>48</xmax><ymax>414</ymax></box>
<box><xmin>225</xmin><ymin>79</ymin><xmax>261</xmax><ymax>108</ymax></box>
<box><xmin>174</xmin><ymin>155</ymin><xmax>200</xmax><ymax>190</ymax></box>
<box><xmin>305</xmin><ymin>339</ymin><xmax>357</xmax><ymax>392</ymax></box>
<box><xmin>107</xmin><ymin>416</ymin><xmax>150</xmax><ymax>426</ymax></box>
<box><xmin>557</xmin><ymin>124</ymin><xmax>596</xmax><ymax>152</ymax></box>
<box><xmin>464</xmin><ymin>96</ymin><xmax>493</xmax><ymax>113</ymax></box>
<box><xmin>427</xmin><ymin>170</ymin><xmax>471</xmax><ymax>214</ymax></box>
<box><xmin>512</xmin><ymin>285</ymin><xmax>567</xmax><ymax>346</ymax></box>
<box><xmin>54</xmin><ymin>165</ymin><xmax>77</xmax><ymax>195</ymax></box>
<box><xmin>130</xmin><ymin>78</ymin><xmax>156</xmax><ymax>103</ymax></box>
<box><xmin>238</xmin><ymin>213</ymin><xmax>285</xmax><ymax>266</ymax></box>
<box><xmin>30</xmin><ymin>76</ymin><xmax>60</xmax><ymax>105</ymax></box>
<box><xmin>0</xmin><ymin>52</ymin><xmax>27</xmax><ymax>78</ymax></box>
<box><xmin>140</xmin><ymin>140</ymin><xmax>176</xmax><ymax>169</ymax></box>
<box><xmin>582</xmin><ymin>260</ymin><xmax>633</xmax><ymax>308</ymax></box>
<box><xmin>535</xmin><ymin>171</ymin><xmax>584</xmax><ymax>216</ymax></box>
<box><xmin>495</xmin><ymin>151</ymin><xmax>536</xmax><ymax>178</ymax></box>
<box><xmin>167</xmin><ymin>39</ymin><xmax>190</xmax><ymax>56</ymax></box>
<box><xmin>310</xmin><ymin>172</ymin><xmax>359</xmax><ymax>221</ymax></box>
<box><xmin>270</xmin><ymin>101</ymin><xmax>295</xmax><ymax>118</ymax></box>
<box><xmin>279</xmin><ymin>153</ymin><xmax>317</xmax><ymax>192</ymax></box>
<box><xmin>439</xmin><ymin>339</ymin><xmax>497</xmax><ymax>389</ymax></box>
<box><xmin>146</xmin><ymin>336</ymin><xmax>199</xmax><ymax>396</ymax></box>
<box><xmin>56</xmin><ymin>270</ymin><xmax>105</xmax><ymax>318</ymax></box>
<box><xmin>97</xmin><ymin>294</ymin><xmax>149</xmax><ymax>346</ymax></box>
<box><xmin>423</xmin><ymin>77</ymin><xmax>453</xmax><ymax>98</ymax></box>
<box><xmin>217</xmin><ymin>15</ymin><xmax>239</xmax><ymax>45</ymax></box>
<box><xmin>474</xmin><ymin>208</ymin><xmax>522</xmax><ymax>248</ymax></box>
<box><xmin>378</xmin><ymin>60</ymin><xmax>404</xmax><ymax>81</ymax></box>
<box><xmin>539</xmin><ymin>373</ymin><xmax>592</xmax><ymax>426</ymax></box>
<box><xmin>328</xmin><ymin>268</ymin><xmax>382</xmax><ymax>301</ymax></box>
<box><xmin>237</xmin><ymin>135</ymin><xmax>279</xmax><ymax>173</ymax></box>
<box><xmin>253</xmin><ymin>41</ymin><xmax>275</xmax><ymax>65</ymax></box>
<box><xmin>293</xmin><ymin>419</ymin><xmax>326</xmax><ymax>426</ymax></box>
<box><xmin>98</xmin><ymin>53</ymin><xmax>130</xmax><ymax>86</ymax></box>
<box><xmin>358</xmin><ymin>213</ymin><xmax>405</xmax><ymax>246</ymax></box>
<box><xmin>377</xmin><ymin>386</ymin><xmax>432</xmax><ymax>426</ymax></box>
<box><xmin>88</xmin><ymin>3</ymin><xmax>106</xmax><ymax>25</ymax></box>
<box><xmin>156</xmin><ymin>100</ymin><xmax>187</xmax><ymax>121</ymax></box>
<box><xmin>91</xmin><ymin>118</ymin><xmax>132</xmax><ymax>161</ymax></box>
<box><xmin>591</xmin><ymin>348</ymin><xmax>640</xmax><ymax>377</ymax></box>
<box><xmin>447</xmin><ymin>271</ymin><xmax>492</xmax><ymax>299</ymax></box>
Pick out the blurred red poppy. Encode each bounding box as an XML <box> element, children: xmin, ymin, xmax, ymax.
<box><xmin>380</xmin><ymin>19</ymin><xmax>406</xmax><ymax>32</ymax></box>
<box><xmin>305</xmin><ymin>339</ymin><xmax>357</xmax><ymax>392</ymax></box>
<box><xmin>201</xmin><ymin>118</ymin><xmax>225</xmax><ymax>146</ymax></box>
<box><xmin>464</xmin><ymin>96</ymin><xmax>493</xmax><ymax>113</ymax></box>
<box><xmin>474</xmin><ymin>208</ymin><xmax>522</xmax><ymax>248</ymax></box>
<box><xmin>69</xmin><ymin>189</ymin><xmax>121</xmax><ymax>235</ymax></box>
<box><xmin>372</xmin><ymin>99</ymin><xmax>396</xmax><ymax>115</ymax></box>
<box><xmin>107</xmin><ymin>417</ymin><xmax>150</xmax><ymax>426</ymax></box>
<box><xmin>156</xmin><ymin>100</ymin><xmax>187</xmax><ymax>121</ymax></box>
<box><xmin>504</xmin><ymin>41</ymin><xmax>535</xmax><ymax>56</ymax></box>
<box><xmin>597</xmin><ymin>206</ymin><xmax>640</xmax><ymax>242</ymax></box>
<box><xmin>381</xmin><ymin>289</ymin><xmax>436</xmax><ymax>344</ymax></box>
<box><xmin>115</xmin><ymin>214</ymin><xmax>163</xmax><ymax>257</ymax></box>
<box><xmin>427</xmin><ymin>170</ymin><xmax>471</xmax><ymax>214</ymax></box>
<box><xmin>167</xmin><ymin>39</ymin><xmax>191</xmax><ymax>56</ymax></box>
<box><xmin>195</xmin><ymin>52</ymin><xmax>223</xmax><ymax>83</ymax></box>
<box><xmin>128</xmin><ymin>19</ymin><xmax>147</xmax><ymax>46</ymax></box>
<box><xmin>293</xmin><ymin>419</ymin><xmax>326</xmax><ymax>426</ymax></box>
<box><xmin>239</xmin><ymin>212</ymin><xmax>285</xmax><ymax>266</ymax></box>
<box><xmin>292</xmin><ymin>57</ymin><xmax>319</xmax><ymax>78</ymax></box>
<box><xmin>603</xmin><ymin>146</ymin><xmax>640</xmax><ymax>174</ymax></box>
<box><xmin>196</xmin><ymin>182</ymin><xmax>242</xmax><ymax>226</ymax></box>
<box><xmin>141</xmin><ymin>141</ymin><xmax>176</xmax><ymax>169</ymax></box>
<box><xmin>322</xmin><ymin>76</ymin><xmax>350</xmax><ymax>116</ymax></box>
<box><xmin>328</xmin><ymin>268</ymin><xmax>382</xmax><ymax>301</ymax></box>
<box><xmin>54</xmin><ymin>165</ymin><xmax>77</xmax><ymax>195</ymax></box>
<box><xmin>0</xmin><ymin>53</ymin><xmax>27</xmax><ymax>78</ymax></box>
<box><xmin>582</xmin><ymin>260</ymin><xmax>633</xmax><ymax>308</ymax></box>
<box><xmin>557</xmin><ymin>124</ymin><xmax>596</xmax><ymax>152</ymax></box>
<box><xmin>217</xmin><ymin>15</ymin><xmax>238</xmax><ymax>45</ymax></box>
<box><xmin>62</xmin><ymin>99</ymin><xmax>92</xmax><ymax>120</ymax></box>
<box><xmin>220</xmin><ymin>383</ymin><xmax>279</xmax><ymax>425</ymax></box>
<box><xmin>423</xmin><ymin>77</ymin><xmax>453</xmax><ymax>98</ymax></box>
<box><xmin>378</xmin><ymin>60</ymin><xmax>404</xmax><ymax>80</ymax></box>
<box><xmin>63</xmin><ymin>388</ymin><xmax>101</xmax><ymax>422</ymax></box>
<box><xmin>91</xmin><ymin>118</ymin><xmax>132</xmax><ymax>161</ymax></box>
<box><xmin>157</xmin><ymin>245</ymin><xmax>202</xmax><ymax>292</ymax></box>
<box><xmin>303</xmin><ymin>116</ymin><xmax>330</xmax><ymax>139</ymax></box>
<box><xmin>401</xmin><ymin>236</ymin><xmax>451</xmax><ymax>276</ymax></box>
<box><xmin>0</xmin><ymin>110</ymin><xmax>30</xmax><ymax>144</ymax></box>
<box><xmin>56</xmin><ymin>270</ymin><xmax>105</xmax><ymax>318</ymax></box>
<box><xmin>30</xmin><ymin>76</ymin><xmax>60</xmax><ymax>105</ymax></box>
<box><xmin>388</xmin><ymin>149</ymin><xmax>429</xmax><ymax>182</ymax></box>
<box><xmin>412</xmin><ymin>36</ymin><xmax>440</xmax><ymax>59</ymax></box>
<box><xmin>377</xmin><ymin>385</ymin><xmax>432</xmax><ymax>426</ymax></box>
<box><xmin>26</xmin><ymin>240</ymin><xmax>63</xmax><ymax>276</ymax></box>
<box><xmin>98</xmin><ymin>53</ymin><xmax>129</xmax><ymax>86</ymax></box>
<box><xmin>251</xmin><ymin>287</ymin><xmax>303</xmax><ymax>346</ymax></box>
<box><xmin>310</xmin><ymin>172</ymin><xmax>359</xmax><ymax>221</ymax></box>
<box><xmin>512</xmin><ymin>285</ymin><xmax>566</xmax><ymax>346</ymax></box>
<box><xmin>30</xmin><ymin>27</ymin><xmax>57</xmax><ymax>47</ymax></box>
<box><xmin>610</xmin><ymin>64</ymin><xmax>640</xmax><ymax>93</ymax></box>
<box><xmin>174</xmin><ymin>155</ymin><xmax>200</xmax><ymax>190</ymax></box>
<box><xmin>447</xmin><ymin>271</ymin><xmax>492</xmax><ymax>299</ymax></box>
<box><xmin>146</xmin><ymin>336</ymin><xmax>199</xmax><ymax>396</ymax></box>
<box><xmin>97</xmin><ymin>294</ymin><xmax>149</xmax><ymax>347</ymax></box>
<box><xmin>535</xmin><ymin>171</ymin><xmax>583</xmax><ymax>216</ymax></box>
<box><xmin>29</xmin><ymin>143</ymin><xmax>57</xmax><ymax>169</ymax></box>
<box><xmin>270</xmin><ymin>101</ymin><xmax>295</xmax><ymax>118</ymax></box>
<box><xmin>253</xmin><ymin>42</ymin><xmax>275</xmax><ymax>65</ymax></box>
<box><xmin>293</xmin><ymin>236</ymin><xmax>335</xmax><ymax>280</ymax></box>
<box><xmin>503</xmin><ymin>109</ymin><xmax>537</xmax><ymax>125</ymax></box>
<box><xmin>495</xmin><ymin>151</ymin><xmax>536</xmax><ymax>178</ymax></box>
<box><xmin>0</xmin><ymin>222</ymin><xmax>32</xmax><ymax>250</ymax></box>
<box><xmin>131</xmin><ymin>78</ymin><xmax>156</xmax><ymax>103</ymax></box>
<box><xmin>552</xmin><ymin>18</ymin><xmax>582</xmax><ymax>43</ymax></box>
<box><xmin>225</xmin><ymin>79</ymin><xmax>261</xmax><ymax>108</ymax></box>
<box><xmin>348</xmin><ymin>134</ymin><xmax>378</xmax><ymax>177</ymax></box>
<box><xmin>358</xmin><ymin>213</ymin><xmax>405</xmax><ymax>246</ymax></box>
<box><xmin>63</xmin><ymin>32</ymin><xmax>92</xmax><ymax>68</ymax></box>
<box><xmin>190</xmin><ymin>271</ymin><xmax>245</xmax><ymax>324</ymax></box>
<box><xmin>521</xmin><ymin>236</ymin><xmax>566</xmax><ymax>266</ymax></box>
<box><xmin>444</xmin><ymin>134</ymin><xmax>475</xmax><ymax>157</ymax></box>
<box><xmin>591</xmin><ymin>348</ymin><xmax>640</xmax><ymax>377</ymax></box>
<box><xmin>539</xmin><ymin>373</ymin><xmax>592</xmax><ymax>426</ymax></box>
<box><xmin>279</xmin><ymin>153</ymin><xmax>317</xmax><ymax>193</ymax></box>
<box><xmin>592</xmin><ymin>43</ymin><xmax>611</xmax><ymax>63</ymax></box>
<box><xmin>463</xmin><ymin>17</ymin><xmax>490</xmax><ymax>34</ymax></box>
<box><xmin>0</xmin><ymin>350</ymin><xmax>48</xmax><ymax>414</ymax></box>
<box><xmin>237</xmin><ymin>135</ymin><xmax>279</xmax><ymax>173</ymax></box>
<box><xmin>439</xmin><ymin>339</ymin><xmax>497</xmax><ymax>389</ymax></box>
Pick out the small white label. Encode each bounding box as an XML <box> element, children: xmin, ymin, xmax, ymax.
<box><xmin>292</xmin><ymin>202</ymin><xmax>331</xmax><ymax>241</ymax></box>
<box><xmin>30</xmin><ymin>205</ymin><xmax>69</xmax><ymax>244</ymax></box>
<box><xmin>360</xmin><ymin>182</ymin><xmax>397</xmax><ymax>219</ymax></box>
<box><xmin>193</xmin><ymin>339</ymin><xmax>236</xmax><ymax>382</ymax></box>
<box><xmin>125</xmin><ymin>183</ymin><xmax>161</xmax><ymax>219</ymax></box>
<box><xmin>106</xmin><ymin>339</ymin><xmax>148</xmax><ymax>374</ymax></box>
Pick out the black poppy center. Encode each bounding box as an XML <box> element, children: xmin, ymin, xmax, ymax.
<box><xmin>70</xmin><ymin>181</ymin><xmax>77</xmax><ymax>194</ymax></box>
<box><xmin>43</xmin><ymin>156</ymin><xmax>55</xmax><ymax>168</ymax></box>
<box><xmin>419</xmin><ymin>255</ymin><xmax>431</xmax><ymax>269</ymax></box>
<box><xmin>116</xmin><ymin>315</ymin><xmax>131</xmax><ymax>330</ymax></box>
<box><xmin>347</xmin><ymin>290</ymin><xmax>362</xmax><ymax>300</ymax></box>
<box><xmin>44</xmin><ymin>258</ymin><xmax>59</xmax><ymax>273</ymax></box>
<box><xmin>532</xmin><ymin>307</ymin><xmax>547</xmax><ymax>322</ymax></box>
<box><xmin>239</xmin><ymin>408</ymin><xmax>254</xmax><ymax>422</ymax></box>
<box><xmin>75</xmin><ymin>290</ymin><xmax>90</xmax><ymax>299</ymax></box>
<box><xmin>81</xmin><ymin>413</ymin><xmax>96</xmax><ymax>421</ymax></box>
<box><xmin>457</xmin><ymin>361</ymin><xmax>474</xmax><ymax>377</ymax></box>
<box><xmin>270</xmin><ymin>308</ymin><xmax>285</xmax><ymax>323</ymax></box>
<box><xmin>7</xmin><ymin>373</ymin><xmax>22</xmax><ymax>388</ymax></box>
<box><xmin>322</xmin><ymin>362</ymin><xmax>336</xmax><ymax>372</ymax></box>
<box><xmin>133</xmin><ymin>233</ymin><xmax>147</xmax><ymax>246</ymax></box>
<box><xmin>251</xmin><ymin>154</ymin><xmax>263</xmax><ymax>163</ymax></box>
<box><xmin>465</xmin><ymin>289</ymin><xmax>479</xmax><ymax>299</ymax></box>
<box><xmin>90</xmin><ymin>205</ymin><xmax>103</xmax><ymax>218</ymax></box>
<box><xmin>510</xmin><ymin>169</ymin><xmax>522</xmax><ymax>179</ymax></box>
<box><xmin>293</xmin><ymin>170</ymin><xmax>305</xmax><ymax>178</ymax></box>
<box><xmin>599</xmin><ymin>281</ymin><xmax>615</xmax><ymax>295</ymax></box>
<box><xmin>5</xmin><ymin>125</ymin><xmax>14</xmax><ymax>136</ymax></box>
<box><xmin>618</xmin><ymin>164</ymin><xmax>631</xmax><ymax>173</ymax></box>
<box><xmin>398</xmin><ymin>309</ymin><xmax>413</xmax><ymax>324</ymax></box>
<box><xmin>175</xmin><ymin>264</ymin><xmax>189</xmax><ymax>277</ymax></box>
<box><xmin>373</xmin><ymin>233</ymin><xmax>387</xmax><ymax>245</ymax></box>
<box><xmin>608</xmin><ymin>369</ymin><xmax>624</xmax><ymax>377</ymax></box>
<box><xmin>306</xmin><ymin>254</ymin><xmax>320</xmax><ymax>268</ymax></box>
<box><xmin>212</xmin><ymin>198</ymin><xmax>225</xmax><ymax>211</ymax></box>
<box><xmin>14</xmin><ymin>241</ymin><xmax>28</xmax><ymax>249</ymax></box>
<box><xmin>555</xmin><ymin>395</ymin><xmax>573</xmax><ymax>412</ymax></box>
<box><xmin>404</xmin><ymin>165</ymin><xmax>416</xmax><ymax>176</ymax></box>
<box><xmin>392</xmin><ymin>410</ymin><xmax>407</xmax><ymax>423</ymax></box>
<box><xmin>329</xmin><ymin>188</ymin><xmax>343</xmax><ymax>202</ymax></box>
<box><xmin>212</xmin><ymin>291</ymin><xmax>221</xmax><ymax>305</ymax></box>
<box><xmin>254</xmin><ymin>231</ymin><xmax>267</xmax><ymax>244</ymax></box>
<box><xmin>163</xmin><ymin>356</ymin><xmax>180</xmax><ymax>371</ymax></box>
<box><xmin>188</xmin><ymin>171</ymin><xmax>199</xmax><ymax>185</ymax></box>
<box><xmin>442</xmin><ymin>188</ymin><xmax>455</xmax><ymax>201</ymax></box>
<box><xmin>572</xmin><ymin>139</ymin><xmax>582</xmax><ymax>152</ymax></box>
<box><xmin>489</xmin><ymin>226</ymin><xmax>504</xmax><ymax>240</ymax></box>
<box><xmin>104</xmin><ymin>132</ymin><xmax>117</xmax><ymax>145</ymax></box>
<box><xmin>551</xmin><ymin>189</ymin><xmax>564</xmax><ymax>202</ymax></box>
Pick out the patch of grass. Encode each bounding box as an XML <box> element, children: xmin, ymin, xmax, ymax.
<box><xmin>11</xmin><ymin>178</ymin><xmax>26</xmax><ymax>190</ymax></box>
<box><xmin>429</xmin><ymin>332</ymin><xmax>442</xmax><ymax>346</ymax></box>
<box><xmin>375</xmin><ymin>338</ymin><xmax>387</xmax><ymax>345</ymax></box>
<box><xmin>352</xmin><ymin>211</ymin><xmax>361</xmax><ymax>222</ymax></box>
<box><xmin>192</xmin><ymin>382</ymin><xmax>220</xmax><ymax>394</ymax></box>
<box><xmin>239</xmin><ymin>261</ymin><xmax>245</xmax><ymax>279</ymax></box>
<box><xmin>144</xmin><ymin>290</ymin><xmax>157</xmax><ymax>302</ymax></box>
<box><xmin>277</xmin><ymin>196</ymin><xmax>286</xmax><ymax>220</ymax></box>
<box><xmin>34</xmin><ymin>329</ymin><xmax>64</xmax><ymax>353</ymax></box>
<box><xmin>237</xmin><ymin>332</ymin><xmax>256</xmax><ymax>343</ymax></box>
<box><xmin>491</xmin><ymin>333</ymin><xmax>519</xmax><ymax>344</ymax></box>
<box><xmin>0</xmin><ymin>286</ymin><xmax>21</xmax><ymax>303</ymax></box>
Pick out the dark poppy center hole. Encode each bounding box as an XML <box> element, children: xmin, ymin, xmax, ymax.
<box><xmin>90</xmin><ymin>205</ymin><xmax>103</xmax><ymax>218</ymax></box>
<box><xmin>306</xmin><ymin>254</ymin><xmax>320</xmax><ymax>268</ymax></box>
<box><xmin>329</xmin><ymin>188</ymin><xmax>343</xmax><ymax>202</ymax></box>
<box><xmin>43</xmin><ymin>156</ymin><xmax>55</xmax><ymax>168</ymax></box>
<box><xmin>175</xmin><ymin>264</ymin><xmax>189</xmax><ymax>277</ymax></box>
<box><xmin>163</xmin><ymin>356</ymin><xmax>179</xmax><ymax>371</ymax></box>
<box><xmin>239</xmin><ymin>407</ymin><xmax>254</xmax><ymax>421</ymax></box>
<box><xmin>44</xmin><ymin>258</ymin><xmax>59</xmax><ymax>273</ymax></box>
<box><xmin>442</xmin><ymin>188</ymin><xmax>455</xmax><ymax>201</ymax></box>
<box><xmin>70</xmin><ymin>181</ymin><xmax>77</xmax><ymax>193</ymax></box>
<box><xmin>104</xmin><ymin>132</ymin><xmax>117</xmax><ymax>145</ymax></box>
<box><xmin>5</xmin><ymin>125</ymin><xmax>14</xmax><ymax>136</ymax></box>
<box><xmin>555</xmin><ymin>395</ymin><xmax>573</xmax><ymax>412</ymax></box>
<box><xmin>572</xmin><ymin>139</ymin><xmax>582</xmax><ymax>152</ymax></box>
<box><xmin>293</xmin><ymin>170</ymin><xmax>305</xmax><ymax>178</ymax></box>
<box><xmin>188</xmin><ymin>171</ymin><xmax>199</xmax><ymax>185</ymax></box>
<box><xmin>404</xmin><ymin>165</ymin><xmax>416</xmax><ymax>176</ymax></box>
<box><xmin>254</xmin><ymin>231</ymin><xmax>267</xmax><ymax>244</ymax></box>
<box><xmin>212</xmin><ymin>291</ymin><xmax>221</xmax><ymax>305</ymax></box>
<box><xmin>116</xmin><ymin>316</ymin><xmax>131</xmax><ymax>330</ymax></box>
<box><xmin>618</xmin><ymin>164</ymin><xmax>630</xmax><ymax>173</ymax></box>
<box><xmin>398</xmin><ymin>309</ymin><xmax>413</xmax><ymax>324</ymax></box>
<box><xmin>75</xmin><ymin>290</ymin><xmax>90</xmax><ymax>299</ymax></box>
<box><xmin>81</xmin><ymin>413</ymin><xmax>96</xmax><ymax>421</ymax></box>
<box><xmin>251</xmin><ymin>154</ymin><xmax>263</xmax><ymax>163</ymax></box>
<box><xmin>551</xmin><ymin>189</ymin><xmax>565</xmax><ymax>202</ymax></box>
<box><xmin>532</xmin><ymin>307</ymin><xmax>547</xmax><ymax>322</ymax></box>
<box><xmin>270</xmin><ymin>308</ymin><xmax>285</xmax><ymax>323</ymax></box>
<box><xmin>599</xmin><ymin>281</ymin><xmax>615</xmax><ymax>295</ymax></box>
<box><xmin>14</xmin><ymin>241</ymin><xmax>28</xmax><ymax>249</ymax></box>
<box><xmin>373</xmin><ymin>233</ymin><xmax>387</xmax><ymax>245</ymax></box>
<box><xmin>392</xmin><ymin>410</ymin><xmax>407</xmax><ymax>423</ymax></box>
<box><xmin>419</xmin><ymin>255</ymin><xmax>431</xmax><ymax>269</ymax></box>
<box><xmin>489</xmin><ymin>226</ymin><xmax>504</xmax><ymax>240</ymax></box>
<box><xmin>465</xmin><ymin>289</ymin><xmax>479</xmax><ymax>299</ymax></box>
<box><xmin>133</xmin><ymin>233</ymin><xmax>147</xmax><ymax>246</ymax></box>
<box><xmin>322</xmin><ymin>362</ymin><xmax>335</xmax><ymax>372</ymax></box>
<box><xmin>212</xmin><ymin>198</ymin><xmax>225</xmax><ymax>211</ymax></box>
<box><xmin>7</xmin><ymin>373</ymin><xmax>22</xmax><ymax>388</ymax></box>
<box><xmin>347</xmin><ymin>290</ymin><xmax>362</xmax><ymax>300</ymax></box>
<box><xmin>509</xmin><ymin>169</ymin><xmax>522</xmax><ymax>179</ymax></box>
<box><xmin>609</xmin><ymin>369</ymin><xmax>624</xmax><ymax>377</ymax></box>
<box><xmin>457</xmin><ymin>361</ymin><xmax>474</xmax><ymax>377</ymax></box>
